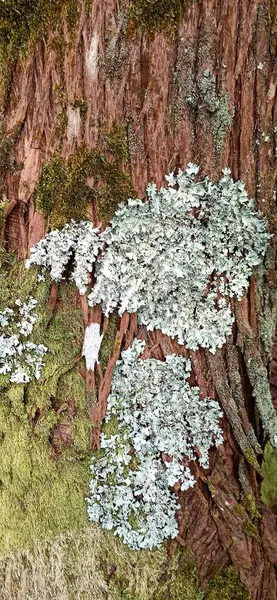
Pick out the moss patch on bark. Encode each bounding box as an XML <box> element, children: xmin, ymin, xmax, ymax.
<box><xmin>261</xmin><ymin>441</ymin><xmax>277</xmax><ymax>513</ymax></box>
<box><xmin>205</xmin><ymin>567</ymin><xmax>250</xmax><ymax>600</ymax></box>
<box><xmin>0</xmin><ymin>0</ymin><xmax>79</xmax><ymax>103</ymax></box>
<box><xmin>35</xmin><ymin>124</ymin><xmax>134</xmax><ymax>228</ymax></box>
<box><xmin>0</xmin><ymin>257</ymin><xmax>92</xmax><ymax>553</ymax></box>
<box><xmin>154</xmin><ymin>550</ymin><xmax>202</xmax><ymax>599</ymax></box>
<box><xmin>0</xmin><ymin>526</ymin><xmax>167</xmax><ymax>600</ymax></box>
<box><xmin>130</xmin><ymin>0</ymin><xmax>190</xmax><ymax>32</ymax></box>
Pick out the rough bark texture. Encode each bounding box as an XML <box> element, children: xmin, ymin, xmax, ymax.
<box><xmin>1</xmin><ymin>1</ymin><xmax>277</xmax><ymax>598</ymax></box>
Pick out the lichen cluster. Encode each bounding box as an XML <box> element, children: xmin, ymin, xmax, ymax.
<box><xmin>28</xmin><ymin>166</ymin><xmax>270</xmax><ymax>354</ymax></box>
<box><xmin>88</xmin><ymin>339</ymin><xmax>223</xmax><ymax>549</ymax></box>
<box><xmin>0</xmin><ymin>297</ymin><xmax>47</xmax><ymax>383</ymax></box>
<box><xmin>26</xmin><ymin>220</ymin><xmax>102</xmax><ymax>294</ymax></box>
<box><xmin>89</xmin><ymin>165</ymin><xmax>270</xmax><ymax>352</ymax></box>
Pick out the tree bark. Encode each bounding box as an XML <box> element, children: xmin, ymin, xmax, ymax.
<box><xmin>1</xmin><ymin>1</ymin><xmax>277</xmax><ymax>598</ymax></box>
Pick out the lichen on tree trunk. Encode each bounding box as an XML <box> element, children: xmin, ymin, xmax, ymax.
<box><xmin>1</xmin><ymin>1</ymin><xmax>277</xmax><ymax>599</ymax></box>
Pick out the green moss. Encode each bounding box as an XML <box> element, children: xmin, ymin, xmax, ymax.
<box><xmin>241</xmin><ymin>493</ymin><xmax>260</xmax><ymax>520</ymax></box>
<box><xmin>205</xmin><ymin>567</ymin><xmax>250</xmax><ymax>600</ymax></box>
<box><xmin>0</xmin><ymin>404</ymin><xmax>90</xmax><ymax>552</ymax></box>
<box><xmin>71</xmin><ymin>97</ymin><xmax>88</xmax><ymax>119</ymax></box>
<box><xmin>233</xmin><ymin>503</ymin><xmax>245</xmax><ymax>518</ymax></box>
<box><xmin>35</xmin><ymin>124</ymin><xmax>133</xmax><ymax>228</ymax></box>
<box><xmin>65</xmin><ymin>0</ymin><xmax>80</xmax><ymax>31</ymax></box>
<box><xmin>0</xmin><ymin>526</ymin><xmax>169</xmax><ymax>600</ymax></box>
<box><xmin>242</xmin><ymin>521</ymin><xmax>257</xmax><ymax>538</ymax></box>
<box><xmin>0</xmin><ymin>195</ymin><xmax>9</xmax><ymax>234</ymax></box>
<box><xmin>130</xmin><ymin>0</ymin><xmax>189</xmax><ymax>32</ymax></box>
<box><xmin>0</xmin><ymin>0</ymin><xmax>79</xmax><ymax>103</ymax></box>
<box><xmin>154</xmin><ymin>550</ymin><xmax>202</xmax><ymax>600</ymax></box>
<box><xmin>244</xmin><ymin>446</ymin><xmax>261</xmax><ymax>471</ymax></box>
<box><xmin>261</xmin><ymin>441</ymin><xmax>277</xmax><ymax>512</ymax></box>
<box><xmin>268</xmin><ymin>0</ymin><xmax>277</xmax><ymax>32</ymax></box>
<box><xmin>231</xmin><ymin>491</ymin><xmax>260</xmax><ymax>541</ymax></box>
<box><xmin>54</xmin><ymin>83</ymin><xmax>67</xmax><ymax>103</ymax></box>
<box><xmin>0</xmin><ymin>121</ymin><xmax>23</xmax><ymax>193</ymax></box>
<box><xmin>0</xmin><ymin>256</ymin><xmax>93</xmax><ymax>552</ymax></box>
<box><xmin>100</xmin><ymin>122</ymin><xmax>129</xmax><ymax>163</ymax></box>
<box><xmin>56</xmin><ymin>109</ymin><xmax>69</xmax><ymax>148</ymax></box>
<box><xmin>127</xmin><ymin>510</ymin><xmax>140</xmax><ymax>532</ymax></box>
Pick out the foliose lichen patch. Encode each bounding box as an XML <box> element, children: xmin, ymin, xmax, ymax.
<box><xmin>89</xmin><ymin>165</ymin><xmax>270</xmax><ymax>353</ymax></box>
<box><xmin>88</xmin><ymin>339</ymin><xmax>223</xmax><ymax>549</ymax></box>
<box><xmin>28</xmin><ymin>165</ymin><xmax>270</xmax><ymax>354</ymax></box>
<box><xmin>0</xmin><ymin>297</ymin><xmax>48</xmax><ymax>383</ymax></box>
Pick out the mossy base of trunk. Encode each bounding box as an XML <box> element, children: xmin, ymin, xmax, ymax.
<box><xmin>0</xmin><ymin>258</ymin><xmax>91</xmax><ymax>552</ymax></box>
<box><xmin>0</xmin><ymin>527</ymin><xmax>250</xmax><ymax>600</ymax></box>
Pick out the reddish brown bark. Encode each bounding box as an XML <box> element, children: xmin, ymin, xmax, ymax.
<box><xmin>2</xmin><ymin>1</ymin><xmax>277</xmax><ymax>598</ymax></box>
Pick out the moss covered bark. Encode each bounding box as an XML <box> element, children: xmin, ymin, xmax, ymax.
<box><xmin>34</xmin><ymin>124</ymin><xmax>133</xmax><ymax>228</ymax></box>
<box><xmin>0</xmin><ymin>0</ymin><xmax>276</xmax><ymax>598</ymax></box>
<box><xmin>0</xmin><ymin>257</ymin><xmax>91</xmax><ymax>552</ymax></box>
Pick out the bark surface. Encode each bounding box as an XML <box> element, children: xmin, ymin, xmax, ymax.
<box><xmin>1</xmin><ymin>1</ymin><xmax>277</xmax><ymax>598</ymax></box>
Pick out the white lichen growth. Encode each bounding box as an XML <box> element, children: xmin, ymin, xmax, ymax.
<box><xmin>0</xmin><ymin>298</ymin><xmax>48</xmax><ymax>384</ymax></box>
<box><xmin>88</xmin><ymin>166</ymin><xmax>270</xmax><ymax>353</ymax></box>
<box><xmin>82</xmin><ymin>322</ymin><xmax>103</xmax><ymax>371</ymax></box>
<box><xmin>26</xmin><ymin>220</ymin><xmax>103</xmax><ymax>295</ymax></box>
<box><xmin>27</xmin><ymin>167</ymin><xmax>270</xmax><ymax>354</ymax></box>
<box><xmin>88</xmin><ymin>339</ymin><xmax>223</xmax><ymax>549</ymax></box>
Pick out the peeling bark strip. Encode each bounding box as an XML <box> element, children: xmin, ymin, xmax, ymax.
<box><xmin>1</xmin><ymin>0</ymin><xmax>277</xmax><ymax>598</ymax></box>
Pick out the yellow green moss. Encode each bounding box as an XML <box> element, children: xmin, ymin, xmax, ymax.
<box><xmin>244</xmin><ymin>446</ymin><xmax>261</xmax><ymax>471</ymax></box>
<box><xmin>205</xmin><ymin>567</ymin><xmax>250</xmax><ymax>600</ymax></box>
<box><xmin>130</xmin><ymin>0</ymin><xmax>190</xmax><ymax>32</ymax></box>
<box><xmin>268</xmin><ymin>0</ymin><xmax>277</xmax><ymax>33</ymax></box>
<box><xmin>154</xmin><ymin>550</ymin><xmax>203</xmax><ymax>600</ymax></box>
<box><xmin>242</xmin><ymin>521</ymin><xmax>257</xmax><ymax>538</ymax></box>
<box><xmin>56</xmin><ymin>109</ymin><xmax>69</xmax><ymax>148</ymax></box>
<box><xmin>0</xmin><ymin>257</ymin><xmax>93</xmax><ymax>552</ymax></box>
<box><xmin>241</xmin><ymin>493</ymin><xmax>260</xmax><ymax>520</ymax></box>
<box><xmin>0</xmin><ymin>121</ymin><xmax>23</xmax><ymax>193</ymax></box>
<box><xmin>71</xmin><ymin>97</ymin><xmax>88</xmax><ymax>119</ymax></box>
<box><xmin>0</xmin><ymin>0</ymin><xmax>79</xmax><ymax>104</ymax></box>
<box><xmin>232</xmin><ymin>493</ymin><xmax>260</xmax><ymax>539</ymax></box>
<box><xmin>35</xmin><ymin>124</ymin><xmax>133</xmax><ymax>228</ymax></box>
<box><xmin>233</xmin><ymin>503</ymin><xmax>245</xmax><ymax>518</ymax></box>
<box><xmin>0</xmin><ymin>195</ymin><xmax>9</xmax><ymax>234</ymax></box>
<box><xmin>0</xmin><ymin>526</ymin><xmax>169</xmax><ymax>600</ymax></box>
<box><xmin>261</xmin><ymin>441</ymin><xmax>277</xmax><ymax>513</ymax></box>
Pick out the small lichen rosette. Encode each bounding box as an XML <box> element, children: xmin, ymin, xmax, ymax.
<box><xmin>26</xmin><ymin>220</ymin><xmax>103</xmax><ymax>295</ymax></box>
<box><xmin>0</xmin><ymin>297</ymin><xmax>48</xmax><ymax>384</ymax></box>
<box><xmin>88</xmin><ymin>166</ymin><xmax>270</xmax><ymax>352</ymax></box>
<box><xmin>88</xmin><ymin>340</ymin><xmax>223</xmax><ymax>549</ymax></box>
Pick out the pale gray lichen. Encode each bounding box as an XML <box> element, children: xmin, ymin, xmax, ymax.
<box><xmin>27</xmin><ymin>166</ymin><xmax>270</xmax><ymax>354</ymax></box>
<box><xmin>0</xmin><ymin>297</ymin><xmax>48</xmax><ymax>383</ymax></box>
<box><xmin>26</xmin><ymin>220</ymin><xmax>102</xmax><ymax>295</ymax></box>
<box><xmin>88</xmin><ymin>166</ymin><xmax>270</xmax><ymax>353</ymax></box>
<box><xmin>88</xmin><ymin>339</ymin><xmax>223</xmax><ymax>549</ymax></box>
<box><xmin>170</xmin><ymin>51</ymin><xmax>233</xmax><ymax>150</ymax></box>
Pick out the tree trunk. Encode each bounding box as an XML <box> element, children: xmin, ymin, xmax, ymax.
<box><xmin>1</xmin><ymin>1</ymin><xmax>277</xmax><ymax>598</ymax></box>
